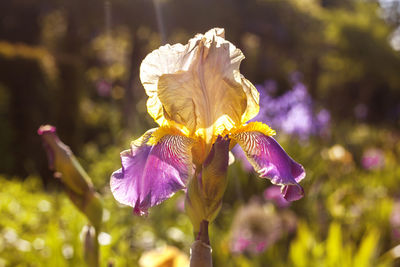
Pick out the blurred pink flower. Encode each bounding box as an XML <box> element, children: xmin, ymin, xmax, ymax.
<box><xmin>390</xmin><ymin>201</ymin><xmax>400</xmax><ymax>240</ymax></box>
<box><xmin>230</xmin><ymin>202</ymin><xmax>290</xmax><ymax>255</ymax></box>
<box><xmin>264</xmin><ymin>186</ymin><xmax>290</xmax><ymax>208</ymax></box>
<box><xmin>175</xmin><ymin>195</ymin><xmax>185</xmax><ymax>212</ymax></box>
<box><xmin>361</xmin><ymin>148</ymin><xmax>385</xmax><ymax>170</ymax></box>
<box><xmin>96</xmin><ymin>79</ymin><xmax>112</xmax><ymax>97</ymax></box>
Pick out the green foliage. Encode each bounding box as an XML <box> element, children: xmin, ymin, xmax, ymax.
<box><xmin>289</xmin><ymin>222</ymin><xmax>383</xmax><ymax>267</ymax></box>
<box><xmin>0</xmin><ymin>177</ymin><xmax>87</xmax><ymax>266</ymax></box>
<box><xmin>0</xmin><ymin>176</ymin><xmax>194</xmax><ymax>267</ymax></box>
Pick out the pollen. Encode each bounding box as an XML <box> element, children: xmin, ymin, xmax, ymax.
<box><xmin>232</xmin><ymin>122</ymin><xmax>276</xmax><ymax>137</ymax></box>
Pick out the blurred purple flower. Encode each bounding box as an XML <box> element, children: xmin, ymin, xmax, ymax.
<box><xmin>262</xmin><ymin>80</ymin><xmax>278</xmax><ymax>94</ymax></box>
<box><xmin>231</xmin><ymin>236</ymin><xmax>251</xmax><ymax>253</ymax></box>
<box><xmin>264</xmin><ymin>186</ymin><xmax>290</xmax><ymax>208</ymax></box>
<box><xmin>361</xmin><ymin>148</ymin><xmax>385</xmax><ymax>170</ymax></box>
<box><xmin>316</xmin><ymin>109</ymin><xmax>331</xmax><ymax>128</ymax></box>
<box><xmin>254</xmin><ymin>76</ymin><xmax>330</xmax><ymax>140</ymax></box>
<box><xmin>230</xmin><ymin>202</ymin><xmax>282</xmax><ymax>254</ymax></box>
<box><xmin>281</xmin><ymin>102</ymin><xmax>313</xmax><ymax>139</ymax></box>
<box><xmin>96</xmin><ymin>79</ymin><xmax>112</xmax><ymax>97</ymax></box>
<box><xmin>230</xmin><ymin>201</ymin><xmax>297</xmax><ymax>255</ymax></box>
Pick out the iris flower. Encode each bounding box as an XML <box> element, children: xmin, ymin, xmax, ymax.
<box><xmin>110</xmin><ymin>28</ymin><xmax>305</xmax><ymax>216</ymax></box>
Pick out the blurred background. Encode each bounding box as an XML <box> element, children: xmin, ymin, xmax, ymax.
<box><xmin>1</xmin><ymin>0</ymin><xmax>400</xmax><ymax>266</ymax></box>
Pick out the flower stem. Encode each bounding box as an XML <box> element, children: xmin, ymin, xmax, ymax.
<box><xmin>83</xmin><ymin>224</ymin><xmax>100</xmax><ymax>267</ymax></box>
<box><xmin>190</xmin><ymin>220</ymin><xmax>212</xmax><ymax>267</ymax></box>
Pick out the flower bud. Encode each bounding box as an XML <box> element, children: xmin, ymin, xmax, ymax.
<box><xmin>38</xmin><ymin>125</ymin><xmax>103</xmax><ymax>229</ymax></box>
<box><xmin>82</xmin><ymin>224</ymin><xmax>99</xmax><ymax>267</ymax></box>
<box><xmin>185</xmin><ymin>136</ymin><xmax>230</xmax><ymax>233</ymax></box>
<box><xmin>38</xmin><ymin>125</ymin><xmax>91</xmax><ymax>194</ymax></box>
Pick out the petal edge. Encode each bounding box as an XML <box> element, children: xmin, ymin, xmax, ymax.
<box><xmin>232</xmin><ymin>128</ymin><xmax>305</xmax><ymax>201</ymax></box>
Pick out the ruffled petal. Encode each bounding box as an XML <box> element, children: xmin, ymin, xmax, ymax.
<box><xmin>140</xmin><ymin>28</ymin><xmax>259</xmax><ymax>139</ymax></box>
<box><xmin>239</xmin><ymin>76</ymin><xmax>259</xmax><ymax>124</ymax></box>
<box><xmin>110</xmin><ymin>129</ymin><xmax>194</xmax><ymax>215</ymax></box>
<box><xmin>232</xmin><ymin>126</ymin><xmax>305</xmax><ymax>201</ymax></box>
<box><xmin>140</xmin><ymin>43</ymin><xmax>191</xmax><ymax>126</ymax></box>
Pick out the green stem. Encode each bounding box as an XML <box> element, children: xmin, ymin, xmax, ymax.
<box><xmin>83</xmin><ymin>224</ymin><xmax>100</xmax><ymax>267</ymax></box>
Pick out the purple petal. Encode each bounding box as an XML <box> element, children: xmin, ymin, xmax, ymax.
<box><xmin>281</xmin><ymin>184</ymin><xmax>304</xmax><ymax>202</ymax></box>
<box><xmin>110</xmin><ymin>129</ymin><xmax>194</xmax><ymax>215</ymax></box>
<box><xmin>233</xmin><ymin>131</ymin><xmax>305</xmax><ymax>201</ymax></box>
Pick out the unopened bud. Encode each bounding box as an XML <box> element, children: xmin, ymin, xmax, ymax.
<box><xmin>82</xmin><ymin>224</ymin><xmax>99</xmax><ymax>267</ymax></box>
<box><xmin>38</xmin><ymin>125</ymin><xmax>91</xmax><ymax>194</ymax></box>
<box><xmin>185</xmin><ymin>136</ymin><xmax>230</xmax><ymax>233</ymax></box>
<box><xmin>38</xmin><ymin>125</ymin><xmax>103</xmax><ymax>229</ymax></box>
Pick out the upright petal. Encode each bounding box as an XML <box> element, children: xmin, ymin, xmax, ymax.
<box><xmin>110</xmin><ymin>128</ymin><xmax>194</xmax><ymax>215</ymax></box>
<box><xmin>240</xmin><ymin>76</ymin><xmax>260</xmax><ymax>124</ymax></box>
<box><xmin>232</xmin><ymin>123</ymin><xmax>305</xmax><ymax>201</ymax></box>
<box><xmin>140</xmin><ymin>43</ymin><xmax>191</xmax><ymax>126</ymax></box>
<box><xmin>140</xmin><ymin>28</ymin><xmax>259</xmax><ymax>140</ymax></box>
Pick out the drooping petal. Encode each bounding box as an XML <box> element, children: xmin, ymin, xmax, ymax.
<box><xmin>110</xmin><ymin>128</ymin><xmax>194</xmax><ymax>215</ymax></box>
<box><xmin>232</xmin><ymin>123</ymin><xmax>305</xmax><ymax>201</ymax></box>
<box><xmin>140</xmin><ymin>28</ymin><xmax>259</xmax><ymax>140</ymax></box>
<box><xmin>281</xmin><ymin>184</ymin><xmax>305</xmax><ymax>202</ymax></box>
